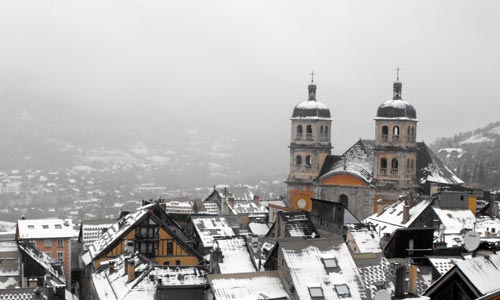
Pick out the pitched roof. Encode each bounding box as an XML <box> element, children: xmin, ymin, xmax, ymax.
<box><xmin>92</xmin><ymin>254</ymin><xmax>207</xmax><ymax>300</ymax></box>
<box><xmin>83</xmin><ymin>204</ymin><xmax>200</xmax><ymax>265</ymax></box>
<box><xmin>318</xmin><ymin>139</ymin><xmax>374</xmax><ymax>183</ymax></box>
<box><xmin>364</xmin><ymin>197</ymin><xmax>433</xmax><ymax>236</ymax></box>
<box><xmin>79</xmin><ymin>219</ymin><xmax>115</xmax><ymax>249</ymax></box>
<box><xmin>17</xmin><ymin>218</ymin><xmax>74</xmax><ymax>239</ymax></box>
<box><xmin>416</xmin><ymin>142</ymin><xmax>464</xmax><ymax>185</ymax></box>
<box><xmin>455</xmin><ymin>254</ymin><xmax>500</xmax><ymax>295</ymax></box>
<box><xmin>346</xmin><ymin>224</ymin><xmax>382</xmax><ymax>253</ymax></box>
<box><xmin>278</xmin><ymin>211</ymin><xmax>319</xmax><ymax>238</ymax></box>
<box><xmin>191</xmin><ymin>216</ymin><xmax>235</xmax><ymax>248</ymax></box>
<box><xmin>279</xmin><ymin>238</ymin><xmax>367</xmax><ymax>300</ymax></box>
<box><xmin>209</xmin><ymin>271</ymin><xmax>288</xmax><ymax>300</ymax></box>
<box><xmin>214</xmin><ymin>237</ymin><xmax>256</xmax><ymax>274</ymax></box>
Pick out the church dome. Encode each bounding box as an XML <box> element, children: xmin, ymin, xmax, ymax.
<box><xmin>376</xmin><ymin>80</ymin><xmax>417</xmax><ymax>119</ymax></box>
<box><xmin>292</xmin><ymin>82</ymin><xmax>331</xmax><ymax>118</ymax></box>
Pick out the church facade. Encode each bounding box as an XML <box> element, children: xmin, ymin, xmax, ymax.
<box><xmin>287</xmin><ymin>75</ymin><xmax>463</xmax><ymax>220</ymax></box>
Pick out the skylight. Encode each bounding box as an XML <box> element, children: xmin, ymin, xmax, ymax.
<box><xmin>308</xmin><ymin>286</ymin><xmax>324</xmax><ymax>299</ymax></box>
<box><xmin>28</xmin><ymin>225</ymin><xmax>34</xmax><ymax>229</ymax></box>
<box><xmin>334</xmin><ymin>284</ymin><xmax>351</xmax><ymax>298</ymax></box>
<box><xmin>43</xmin><ymin>225</ymin><xmax>49</xmax><ymax>229</ymax></box>
<box><xmin>322</xmin><ymin>257</ymin><xmax>338</xmax><ymax>269</ymax></box>
<box><xmin>55</xmin><ymin>224</ymin><xmax>62</xmax><ymax>229</ymax></box>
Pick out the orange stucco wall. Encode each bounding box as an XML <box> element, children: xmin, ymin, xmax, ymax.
<box><xmin>35</xmin><ymin>238</ymin><xmax>71</xmax><ymax>285</ymax></box>
<box><xmin>290</xmin><ymin>189</ymin><xmax>314</xmax><ymax>212</ymax></box>
<box><xmin>320</xmin><ymin>174</ymin><xmax>368</xmax><ymax>187</ymax></box>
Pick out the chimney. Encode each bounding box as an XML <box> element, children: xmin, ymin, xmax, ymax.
<box><xmin>376</xmin><ymin>199</ymin><xmax>384</xmax><ymax>215</ymax></box>
<box><xmin>408</xmin><ymin>191</ymin><xmax>415</xmax><ymax>207</ymax></box>
<box><xmin>127</xmin><ymin>258</ymin><xmax>135</xmax><ymax>282</ymax></box>
<box><xmin>109</xmin><ymin>261</ymin><xmax>115</xmax><ymax>274</ymax></box>
<box><xmin>253</xmin><ymin>195</ymin><xmax>260</xmax><ymax>206</ymax></box>
<box><xmin>394</xmin><ymin>263</ymin><xmax>406</xmax><ymax>299</ymax></box>
<box><xmin>408</xmin><ymin>264</ymin><xmax>417</xmax><ymax>295</ymax></box>
<box><xmin>402</xmin><ymin>202</ymin><xmax>410</xmax><ymax>224</ymax></box>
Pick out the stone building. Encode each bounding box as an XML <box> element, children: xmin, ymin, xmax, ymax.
<box><xmin>286</xmin><ymin>74</ymin><xmax>463</xmax><ymax>220</ymax></box>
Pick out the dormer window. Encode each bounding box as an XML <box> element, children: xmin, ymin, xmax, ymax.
<box><xmin>42</xmin><ymin>225</ymin><xmax>49</xmax><ymax>229</ymax></box>
<box><xmin>28</xmin><ymin>225</ymin><xmax>34</xmax><ymax>229</ymax></box>
<box><xmin>55</xmin><ymin>224</ymin><xmax>62</xmax><ymax>229</ymax></box>
<box><xmin>334</xmin><ymin>284</ymin><xmax>351</xmax><ymax>298</ymax></box>
<box><xmin>308</xmin><ymin>286</ymin><xmax>324</xmax><ymax>299</ymax></box>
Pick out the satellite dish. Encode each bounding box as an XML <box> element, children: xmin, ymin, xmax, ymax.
<box><xmin>374</xmin><ymin>290</ymin><xmax>391</xmax><ymax>300</ymax></box>
<box><xmin>464</xmin><ymin>231</ymin><xmax>481</xmax><ymax>252</ymax></box>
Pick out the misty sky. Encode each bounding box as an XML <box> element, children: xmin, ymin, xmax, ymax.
<box><xmin>1</xmin><ymin>1</ymin><xmax>499</xmax><ymax>173</ymax></box>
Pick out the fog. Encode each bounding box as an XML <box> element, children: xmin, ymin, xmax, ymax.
<box><xmin>1</xmin><ymin>0</ymin><xmax>499</xmax><ymax>175</ymax></box>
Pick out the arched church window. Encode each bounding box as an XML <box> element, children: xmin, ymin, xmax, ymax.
<box><xmin>407</xmin><ymin>159</ymin><xmax>410</xmax><ymax>170</ymax></box>
<box><xmin>324</xmin><ymin>126</ymin><xmax>329</xmax><ymax>140</ymax></box>
<box><xmin>411</xmin><ymin>127</ymin><xmax>415</xmax><ymax>142</ymax></box>
<box><xmin>381</xmin><ymin>126</ymin><xmax>388</xmax><ymax>142</ymax></box>
<box><xmin>296</xmin><ymin>125</ymin><xmax>303</xmax><ymax>140</ymax></box>
<box><xmin>391</xmin><ymin>158</ymin><xmax>399</xmax><ymax>175</ymax></box>
<box><xmin>380</xmin><ymin>158</ymin><xmax>387</xmax><ymax>175</ymax></box>
<box><xmin>305</xmin><ymin>156</ymin><xmax>312</xmax><ymax>169</ymax></box>
<box><xmin>306</xmin><ymin>125</ymin><xmax>313</xmax><ymax>141</ymax></box>
<box><xmin>411</xmin><ymin>159</ymin><xmax>414</xmax><ymax>170</ymax></box>
<box><xmin>339</xmin><ymin>194</ymin><xmax>349</xmax><ymax>209</ymax></box>
<box><xmin>296</xmin><ymin>155</ymin><xmax>302</xmax><ymax>165</ymax></box>
<box><xmin>407</xmin><ymin>127</ymin><xmax>411</xmax><ymax>143</ymax></box>
<box><xmin>393</xmin><ymin>126</ymin><xmax>400</xmax><ymax>142</ymax></box>
<box><xmin>320</xmin><ymin>126</ymin><xmax>324</xmax><ymax>138</ymax></box>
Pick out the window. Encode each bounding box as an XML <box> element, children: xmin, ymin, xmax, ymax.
<box><xmin>42</xmin><ymin>225</ymin><xmax>49</xmax><ymax>229</ymax></box>
<box><xmin>381</xmin><ymin>126</ymin><xmax>389</xmax><ymax>142</ymax></box>
<box><xmin>391</xmin><ymin>158</ymin><xmax>399</xmax><ymax>175</ymax></box>
<box><xmin>407</xmin><ymin>126</ymin><xmax>411</xmax><ymax>142</ymax></box>
<box><xmin>296</xmin><ymin>125</ymin><xmax>303</xmax><ymax>140</ymax></box>
<box><xmin>163</xmin><ymin>261</ymin><xmax>170</xmax><ymax>266</ymax></box>
<box><xmin>28</xmin><ymin>225</ymin><xmax>34</xmax><ymax>229</ymax></box>
<box><xmin>411</xmin><ymin>127</ymin><xmax>415</xmax><ymax>142</ymax></box>
<box><xmin>325</xmin><ymin>126</ymin><xmax>328</xmax><ymax>137</ymax></box>
<box><xmin>393</xmin><ymin>126</ymin><xmax>400</xmax><ymax>142</ymax></box>
<box><xmin>55</xmin><ymin>224</ymin><xmax>62</xmax><ymax>229</ymax></box>
<box><xmin>407</xmin><ymin>159</ymin><xmax>410</xmax><ymax>170</ymax></box>
<box><xmin>45</xmin><ymin>252</ymin><xmax>52</xmax><ymax>259</ymax></box>
<box><xmin>321</xmin><ymin>257</ymin><xmax>339</xmax><ymax>269</ymax></box>
<box><xmin>305</xmin><ymin>156</ymin><xmax>312</xmax><ymax>169</ymax></box>
<box><xmin>380</xmin><ymin>158</ymin><xmax>387</xmax><ymax>175</ymax></box>
<box><xmin>306</xmin><ymin>125</ymin><xmax>313</xmax><ymax>140</ymax></box>
<box><xmin>175</xmin><ymin>260</ymin><xmax>181</xmax><ymax>266</ymax></box>
<box><xmin>320</xmin><ymin>126</ymin><xmax>323</xmax><ymax>136</ymax></box>
<box><xmin>57</xmin><ymin>239</ymin><xmax>63</xmax><ymax>248</ymax></box>
<box><xmin>308</xmin><ymin>287</ymin><xmax>324</xmax><ymax>299</ymax></box>
<box><xmin>167</xmin><ymin>241</ymin><xmax>173</xmax><ymax>255</ymax></box>
<box><xmin>334</xmin><ymin>284</ymin><xmax>351</xmax><ymax>298</ymax></box>
<box><xmin>56</xmin><ymin>252</ymin><xmax>64</xmax><ymax>264</ymax></box>
<box><xmin>296</xmin><ymin>155</ymin><xmax>302</xmax><ymax>165</ymax></box>
<box><xmin>44</xmin><ymin>240</ymin><xmax>52</xmax><ymax>248</ymax></box>
<box><xmin>339</xmin><ymin>194</ymin><xmax>348</xmax><ymax>209</ymax></box>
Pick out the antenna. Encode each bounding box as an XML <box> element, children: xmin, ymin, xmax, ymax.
<box><xmin>463</xmin><ymin>231</ymin><xmax>480</xmax><ymax>252</ymax></box>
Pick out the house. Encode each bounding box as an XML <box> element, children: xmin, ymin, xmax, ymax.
<box><xmin>81</xmin><ymin>204</ymin><xmax>202</xmax><ymax>269</ymax></box>
<box><xmin>345</xmin><ymin>223</ymin><xmax>382</xmax><ymax>254</ymax></box>
<box><xmin>209</xmin><ymin>237</ymin><xmax>256</xmax><ymax>274</ymax></box>
<box><xmin>424</xmin><ymin>253</ymin><xmax>500</xmax><ymax>300</ymax></box>
<box><xmin>89</xmin><ymin>253</ymin><xmax>208</xmax><ymax>300</ymax></box>
<box><xmin>78</xmin><ymin>219</ymin><xmax>114</xmax><ymax>250</ymax></box>
<box><xmin>208</xmin><ymin>271</ymin><xmax>289</xmax><ymax>300</ymax></box>
<box><xmin>189</xmin><ymin>216</ymin><xmax>235</xmax><ymax>255</ymax></box>
<box><xmin>16</xmin><ymin>218</ymin><xmax>75</xmax><ymax>285</ymax></box>
<box><xmin>266</xmin><ymin>238</ymin><xmax>368</xmax><ymax>300</ymax></box>
<box><xmin>266</xmin><ymin>211</ymin><xmax>319</xmax><ymax>239</ymax></box>
<box><xmin>310</xmin><ymin>198</ymin><xmax>360</xmax><ymax>235</ymax></box>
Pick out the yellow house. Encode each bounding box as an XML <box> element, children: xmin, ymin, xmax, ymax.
<box><xmin>82</xmin><ymin>204</ymin><xmax>202</xmax><ymax>268</ymax></box>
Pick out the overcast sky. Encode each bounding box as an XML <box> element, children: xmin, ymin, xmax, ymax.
<box><xmin>0</xmin><ymin>1</ymin><xmax>499</xmax><ymax>173</ymax></box>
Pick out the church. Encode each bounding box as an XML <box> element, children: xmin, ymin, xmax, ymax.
<box><xmin>286</xmin><ymin>73</ymin><xmax>464</xmax><ymax>220</ymax></box>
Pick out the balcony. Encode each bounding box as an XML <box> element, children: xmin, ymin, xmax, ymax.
<box><xmin>305</xmin><ymin>164</ymin><xmax>312</xmax><ymax>170</ymax></box>
<box><xmin>380</xmin><ymin>168</ymin><xmax>387</xmax><ymax>175</ymax></box>
<box><xmin>381</xmin><ymin>134</ymin><xmax>388</xmax><ymax>142</ymax></box>
<box><xmin>296</xmin><ymin>133</ymin><xmax>303</xmax><ymax>140</ymax></box>
<box><xmin>392</xmin><ymin>135</ymin><xmax>400</xmax><ymax>143</ymax></box>
<box><xmin>306</xmin><ymin>133</ymin><xmax>313</xmax><ymax>141</ymax></box>
<box><xmin>391</xmin><ymin>168</ymin><xmax>398</xmax><ymax>175</ymax></box>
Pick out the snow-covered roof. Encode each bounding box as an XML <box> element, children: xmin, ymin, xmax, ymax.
<box><xmin>417</xmin><ymin>143</ymin><xmax>464</xmax><ymax>185</ymax></box>
<box><xmin>191</xmin><ymin>216</ymin><xmax>235</xmax><ymax>248</ymax></box>
<box><xmin>84</xmin><ymin>208</ymin><xmax>150</xmax><ymax>264</ymax></box>
<box><xmin>432</xmin><ymin>208</ymin><xmax>475</xmax><ymax>234</ymax></box>
<box><xmin>346</xmin><ymin>224</ymin><xmax>382</xmax><ymax>253</ymax></box>
<box><xmin>364</xmin><ymin>198</ymin><xmax>433</xmax><ymax>236</ymax></box>
<box><xmin>319</xmin><ymin>139</ymin><xmax>374</xmax><ymax>183</ymax></box>
<box><xmin>230</xmin><ymin>202</ymin><xmax>268</xmax><ymax>215</ymax></box>
<box><xmin>209</xmin><ymin>272</ymin><xmax>288</xmax><ymax>300</ymax></box>
<box><xmin>215</xmin><ymin>237</ymin><xmax>255</xmax><ymax>274</ymax></box>
<box><xmin>18</xmin><ymin>242</ymin><xmax>66</xmax><ymax>287</ymax></box>
<box><xmin>92</xmin><ymin>254</ymin><xmax>207</xmax><ymax>300</ymax></box>
<box><xmin>428</xmin><ymin>257</ymin><xmax>463</xmax><ymax>276</ymax></box>
<box><xmin>475</xmin><ymin>216</ymin><xmax>500</xmax><ymax>237</ymax></box>
<box><xmin>17</xmin><ymin>218</ymin><xmax>74</xmax><ymax>239</ymax></box>
<box><xmin>80</xmin><ymin>220</ymin><xmax>114</xmax><ymax>249</ymax></box>
<box><xmin>455</xmin><ymin>253</ymin><xmax>500</xmax><ymax>295</ymax></box>
<box><xmin>280</xmin><ymin>239</ymin><xmax>366</xmax><ymax>300</ymax></box>
<box><xmin>248</xmin><ymin>222</ymin><xmax>270</xmax><ymax>236</ymax></box>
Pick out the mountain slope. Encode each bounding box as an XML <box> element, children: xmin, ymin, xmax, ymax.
<box><xmin>431</xmin><ymin>121</ymin><xmax>500</xmax><ymax>190</ymax></box>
